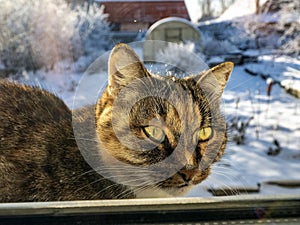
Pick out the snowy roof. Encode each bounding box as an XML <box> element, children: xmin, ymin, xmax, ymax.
<box><xmin>146</xmin><ymin>17</ymin><xmax>199</xmax><ymax>35</ymax></box>
<box><xmin>100</xmin><ymin>0</ymin><xmax>189</xmax><ymax>23</ymax></box>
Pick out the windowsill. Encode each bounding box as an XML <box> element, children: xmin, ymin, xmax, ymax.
<box><xmin>0</xmin><ymin>194</ymin><xmax>299</xmax><ymax>224</ymax></box>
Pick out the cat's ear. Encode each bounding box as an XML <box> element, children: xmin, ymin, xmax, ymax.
<box><xmin>196</xmin><ymin>62</ymin><xmax>233</xmax><ymax>94</ymax></box>
<box><xmin>108</xmin><ymin>43</ymin><xmax>149</xmax><ymax>96</ymax></box>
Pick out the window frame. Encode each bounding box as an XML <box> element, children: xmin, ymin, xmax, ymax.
<box><xmin>0</xmin><ymin>195</ymin><xmax>299</xmax><ymax>224</ymax></box>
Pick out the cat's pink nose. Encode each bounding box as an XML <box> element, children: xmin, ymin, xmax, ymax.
<box><xmin>178</xmin><ymin>169</ymin><xmax>198</xmax><ymax>183</ymax></box>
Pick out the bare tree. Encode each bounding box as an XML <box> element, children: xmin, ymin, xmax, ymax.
<box><xmin>198</xmin><ymin>0</ymin><xmax>237</xmax><ymax>21</ymax></box>
<box><xmin>201</xmin><ymin>0</ymin><xmax>211</xmax><ymax>18</ymax></box>
<box><xmin>220</xmin><ymin>0</ymin><xmax>226</xmax><ymax>12</ymax></box>
<box><xmin>65</xmin><ymin>0</ymin><xmax>94</xmax><ymax>10</ymax></box>
<box><xmin>255</xmin><ymin>0</ymin><xmax>260</xmax><ymax>14</ymax></box>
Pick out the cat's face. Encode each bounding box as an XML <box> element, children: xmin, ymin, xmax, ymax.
<box><xmin>95</xmin><ymin>43</ymin><xmax>233</xmax><ymax>197</ymax></box>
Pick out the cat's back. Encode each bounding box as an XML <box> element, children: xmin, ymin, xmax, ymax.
<box><xmin>0</xmin><ymin>81</ymin><xmax>79</xmax><ymax>201</ymax></box>
<box><xmin>0</xmin><ymin>81</ymin><xmax>71</xmax><ymax>123</ymax></box>
<box><xmin>0</xmin><ymin>80</ymin><xmax>73</xmax><ymax>150</ymax></box>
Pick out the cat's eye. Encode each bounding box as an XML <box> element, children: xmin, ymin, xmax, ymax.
<box><xmin>198</xmin><ymin>127</ymin><xmax>213</xmax><ymax>142</ymax></box>
<box><xmin>143</xmin><ymin>126</ymin><xmax>165</xmax><ymax>143</ymax></box>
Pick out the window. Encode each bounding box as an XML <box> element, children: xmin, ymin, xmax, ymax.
<box><xmin>0</xmin><ymin>0</ymin><xmax>299</xmax><ymax>224</ymax></box>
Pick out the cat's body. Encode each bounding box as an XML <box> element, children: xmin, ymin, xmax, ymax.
<box><xmin>0</xmin><ymin>82</ymin><xmax>133</xmax><ymax>201</ymax></box>
<box><xmin>0</xmin><ymin>43</ymin><xmax>233</xmax><ymax>202</ymax></box>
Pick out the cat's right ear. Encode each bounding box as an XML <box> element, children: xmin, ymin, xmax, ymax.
<box><xmin>108</xmin><ymin>43</ymin><xmax>149</xmax><ymax>96</ymax></box>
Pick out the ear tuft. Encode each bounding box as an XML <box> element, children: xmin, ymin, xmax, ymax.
<box><xmin>108</xmin><ymin>43</ymin><xmax>148</xmax><ymax>96</ymax></box>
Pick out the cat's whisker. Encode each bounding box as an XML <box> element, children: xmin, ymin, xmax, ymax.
<box><xmin>90</xmin><ymin>182</ymin><xmax>125</xmax><ymax>199</ymax></box>
<box><xmin>211</xmin><ymin>183</ymin><xmax>240</xmax><ymax>196</ymax></box>
<box><xmin>207</xmin><ymin>169</ymin><xmax>251</xmax><ymax>196</ymax></box>
<box><xmin>73</xmin><ymin>169</ymin><xmax>97</xmax><ymax>180</ymax></box>
<box><xmin>73</xmin><ymin>137</ymin><xmax>101</xmax><ymax>144</ymax></box>
<box><xmin>90</xmin><ymin>178</ymin><xmax>156</xmax><ymax>199</ymax></box>
<box><xmin>227</xmin><ymin>77</ymin><xmax>254</xmax><ymax>91</ymax></box>
<box><xmin>206</xmin><ymin>176</ymin><xmax>240</xmax><ymax>196</ymax></box>
<box><xmin>73</xmin><ymin>177</ymin><xmax>109</xmax><ymax>194</ymax></box>
<box><xmin>116</xmin><ymin>179</ymin><xmax>159</xmax><ymax>199</ymax></box>
<box><xmin>128</xmin><ymin>181</ymin><xmax>161</xmax><ymax>198</ymax></box>
<box><xmin>74</xmin><ymin>173</ymin><xmax>147</xmax><ymax>197</ymax></box>
<box><xmin>94</xmin><ymin>167</ymin><xmax>157</xmax><ymax>175</ymax></box>
<box><xmin>73</xmin><ymin>165</ymin><xmax>153</xmax><ymax>181</ymax></box>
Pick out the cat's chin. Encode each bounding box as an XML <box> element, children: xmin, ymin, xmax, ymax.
<box><xmin>164</xmin><ymin>185</ymin><xmax>194</xmax><ymax>197</ymax></box>
<box><xmin>134</xmin><ymin>185</ymin><xmax>194</xmax><ymax>198</ymax></box>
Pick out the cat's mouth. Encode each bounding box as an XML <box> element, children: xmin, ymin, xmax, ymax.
<box><xmin>176</xmin><ymin>180</ymin><xmax>198</xmax><ymax>191</ymax></box>
<box><xmin>160</xmin><ymin>168</ymin><xmax>211</xmax><ymax>195</ymax></box>
<box><xmin>164</xmin><ymin>184</ymin><xmax>194</xmax><ymax>197</ymax></box>
<box><xmin>178</xmin><ymin>183</ymin><xmax>189</xmax><ymax>188</ymax></box>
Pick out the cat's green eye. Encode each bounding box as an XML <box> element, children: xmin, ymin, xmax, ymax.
<box><xmin>198</xmin><ymin>127</ymin><xmax>213</xmax><ymax>142</ymax></box>
<box><xmin>143</xmin><ymin>126</ymin><xmax>165</xmax><ymax>143</ymax></box>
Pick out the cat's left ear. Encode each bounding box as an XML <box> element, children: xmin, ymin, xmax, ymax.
<box><xmin>108</xmin><ymin>43</ymin><xmax>149</xmax><ymax>96</ymax></box>
<box><xmin>196</xmin><ymin>62</ymin><xmax>234</xmax><ymax>94</ymax></box>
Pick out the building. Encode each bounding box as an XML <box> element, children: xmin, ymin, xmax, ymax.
<box><xmin>97</xmin><ymin>0</ymin><xmax>190</xmax><ymax>31</ymax></box>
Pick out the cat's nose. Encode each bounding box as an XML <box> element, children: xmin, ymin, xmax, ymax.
<box><xmin>178</xmin><ymin>168</ymin><xmax>198</xmax><ymax>183</ymax></box>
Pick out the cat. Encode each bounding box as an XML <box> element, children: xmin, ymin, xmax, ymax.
<box><xmin>0</xmin><ymin>43</ymin><xmax>233</xmax><ymax>202</ymax></box>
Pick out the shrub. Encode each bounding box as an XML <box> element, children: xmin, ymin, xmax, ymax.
<box><xmin>74</xmin><ymin>3</ymin><xmax>111</xmax><ymax>58</ymax></box>
<box><xmin>200</xmin><ymin>31</ymin><xmax>240</xmax><ymax>56</ymax></box>
<box><xmin>155</xmin><ymin>42</ymin><xmax>207</xmax><ymax>76</ymax></box>
<box><xmin>227</xmin><ymin>116</ymin><xmax>253</xmax><ymax>145</ymax></box>
<box><xmin>0</xmin><ymin>0</ymin><xmax>110</xmax><ymax>72</ymax></box>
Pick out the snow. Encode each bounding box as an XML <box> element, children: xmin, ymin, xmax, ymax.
<box><xmin>185</xmin><ymin>0</ymin><xmax>270</xmax><ymax>23</ymax></box>
<box><xmin>219</xmin><ymin>0</ymin><xmax>268</xmax><ymax>21</ymax></box>
<box><xmin>184</xmin><ymin>0</ymin><xmax>201</xmax><ymax>23</ymax></box>
<box><xmin>281</xmin><ymin>66</ymin><xmax>300</xmax><ymax>93</ymax></box>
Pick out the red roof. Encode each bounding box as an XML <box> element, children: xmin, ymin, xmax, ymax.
<box><xmin>98</xmin><ymin>1</ymin><xmax>190</xmax><ymax>24</ymax></box>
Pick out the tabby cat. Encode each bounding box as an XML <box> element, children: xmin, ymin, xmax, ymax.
<box><xmin>0</xmin><ymin>43</ymin><xmax>233</xmax><ymax>202</ymax></box>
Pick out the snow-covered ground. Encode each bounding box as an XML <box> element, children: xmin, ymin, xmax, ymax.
<box><xmin>185</xmin><ymin>0</ymin><xmax>269</xmax><ymax>23</ymax></box>
<box><xmin>219</xmin><ymin>0</ymin><xmax>268</xmax><ymax>21</ymax></box>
